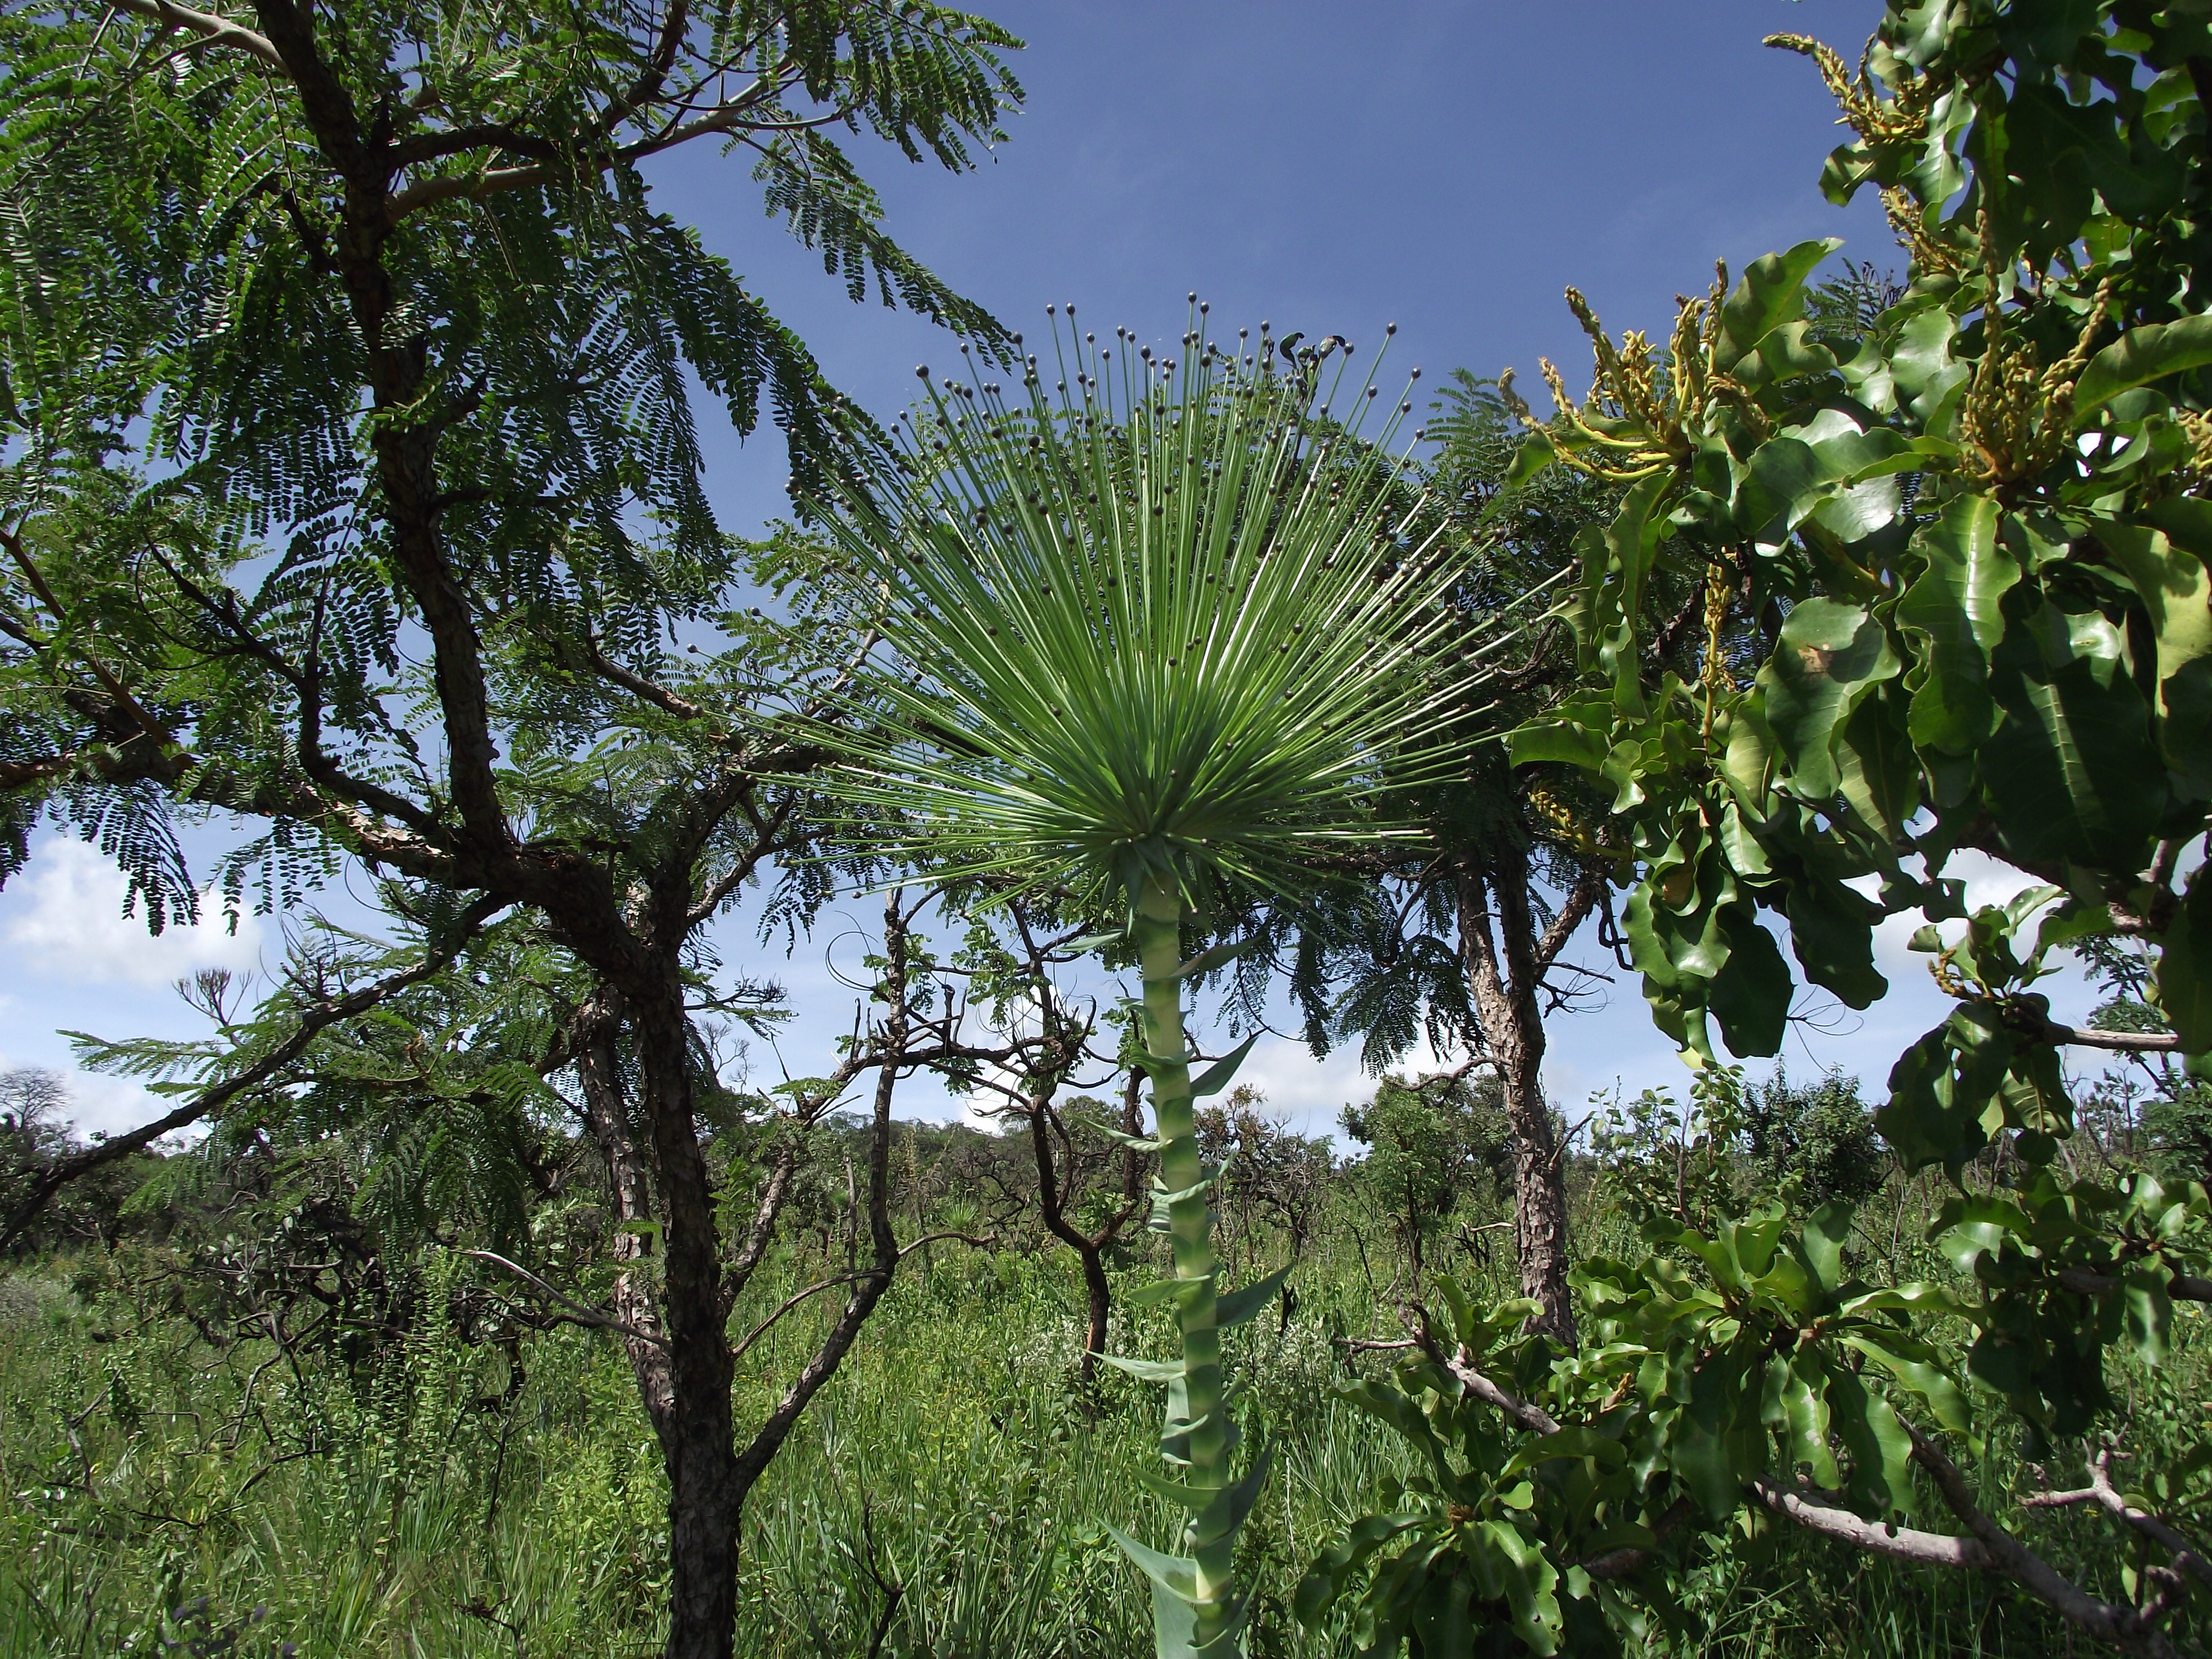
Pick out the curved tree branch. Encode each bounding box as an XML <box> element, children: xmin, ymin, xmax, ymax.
<box><xmin>0</xmin><ymin>895</ymin><xmax>504</xmax><ymax>1250</ymax></box>
<box><xmin>107</xmin><ymin>0</ymin><xmax>284</xmax><ymax>71</ymax></box>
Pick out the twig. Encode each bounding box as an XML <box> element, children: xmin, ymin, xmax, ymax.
<box><xmin>729</xmin><ymin>1231</ymin><xmax>992</xmax><ymax>1363</ymax></box>
<box><xmin>457</xmin><ymin>1250</ymin><xmax>666</xmax><ymax>1349</ymax></box>
<box><xmin>2023</xmin><ymin>1444</ymin><xmax>2212</xmax><ymax>1592</ymax></box>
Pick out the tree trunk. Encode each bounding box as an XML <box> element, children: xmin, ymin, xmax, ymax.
<box><xmin>628</xmin><ymin>982</ymin><xmax>742</xmax><ymax>1659</ymax></box>
<box><xmin>1458</xmin><ymin>864</ymin><xmax>1579</xmax><ymax>1347</ymax></box>
<box><xmin>573</xmin><ymin>1009</ymin><xmax>675</xmax><ymax>1432</ymax></box>
<box><xmin>1027</xmin><ymin>1099</ymin><xmax>1115</xmax><ymax>1389</ymax></box>
<box><xmin>1495</xmin><ymin>1015</ymin><xmax>1574</xmax><ymax>1346</ymax></box>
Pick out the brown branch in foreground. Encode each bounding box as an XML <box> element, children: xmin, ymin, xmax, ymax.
<box><xmin>0</xmin><ymin>897</ymin><xmax>503</xmax><ymax>1250</ymax></box>
<box><xmin>2005</xmin><ymin>1007</ymin><xmax>2184</xmax><ymax>1054</ymax></box>
<box><xmin>2022</xmin><ymin>1443</ymin><xmax>2212</xmax><ymax>1593</ymax></box>
<box><xmin>1906</xmin><ymin>1424</ymin><xmax>2185</xmax><ymax>1657</ymax></box>
<box><xmin>1426</xmin><ymin>1327</ymin><xmax>2193</xmax><ymax>1656</ymax></box>
<box><xmin>1749</xmin><ymin>1477</ymin><xmax>1995</xmax><ymax>1569</ymax></box>
<box><xmin>105</xmin><ymin>0</ymin><xmax>286</xmax><ymax>71</ymax></box>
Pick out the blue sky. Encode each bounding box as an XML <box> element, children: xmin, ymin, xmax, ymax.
<box><xmin>0</xmin><ymin>0</ymin><xmax>2127</xmax><ymax>1144</ymax></box>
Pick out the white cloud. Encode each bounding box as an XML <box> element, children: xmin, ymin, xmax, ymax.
<box><xmin>3</xmin><ymin>837</ymin><xmax>264</xmax><ymax>990</ymax></box>
<box><xmin>1852</xmin><ymin>849</ymin><xmax>2054</xmax><ymax>979</ymax></box>
<box><xmin>0</xmin><ymin>1048</ymin><xmax>184</xmax><ymax>1142</ymax></box>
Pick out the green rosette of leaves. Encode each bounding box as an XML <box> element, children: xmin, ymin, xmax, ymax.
<box><xmin>799</xmin><ymin>304</ymin><xmax>1511</xmax><ymax>1655</ymax></box>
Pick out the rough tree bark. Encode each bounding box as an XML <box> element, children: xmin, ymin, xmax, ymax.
<box><xmin>1454</xmin><ymin>854</ymin><xmax>1606</xmax><ymax>1347</ymax></box>
<box><xmin>552</xmin><ymin>896</ymin><xmax>970</xmax><ymax>1659</ymax></box>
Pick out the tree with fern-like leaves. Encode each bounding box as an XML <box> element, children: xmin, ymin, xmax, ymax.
<box><xmin>0</xmin><ymin>6</ymin><xmax>1027</xmax><ymax>1655</ymax></box>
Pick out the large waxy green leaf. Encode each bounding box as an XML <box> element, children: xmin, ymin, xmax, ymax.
<box><xmin>1708</xmin><ymin>905</ymin><xmax>1792</xmax><ymax>1057</ymax></box>
<box><xmin>2091</xmin><ymin>519</ymin><xmax>2212</xmax><ymax>693</ymax></box>
<box><xmin>1795</xmin><ymin>1203</ymin><xmax>1853</xmax><ymax>1300</ymax></box>
<box><xmin>1880</xmin><ymin>1004</ymin><xmax>2019</xmax><ymax>1170</ymax></box>
<box><xmin>1983</xmin><ymin>604</ymin><xmax>2165</xmax><ymax>871</ymax></box>
<box><xmin>1759</xmin><ymin>598</ymin><xmax>1900</xmax><ymax>796</ymax></box>
<box><xmin>1780</xmin><ymin>1354</ymin><xmax>1841</xmax><ymax>1488</ymax></box>
<box><xmin>1498</xmin><ymin>1426</ymin><xmax>1627</xmax><ymax>1480</ymax></box>
<box><xmin>1479</xmin><ymin>1519</ymin><xmax>1564</xmax><ymax>1657</ymax></box>
<box><xmin>1834</xmin><ymin>688</ymin><xmax>1920</xmax><ymax>843</ymax></box>
<box><xmin>1671</xmin><ymin>1356</ymin><xmax>1747</xmax><ymax>1518</ymax></box>
<box><xmin>1931</xmin><ymin>1192</ymin><xmax>2033</xmax><ymax>1276</ymax></box>
<box><xmin>1826</xmin><ymin>1363</ymin><xmax>1915</xmax><ymax>1516</ymax></box>
<box><xmin>2137</xmin><ymin>499</ymin><xmax>2212</xmax><ymax>796</ymax></box>
<box><xmin>1293</xmin><ymin>1514</ymin><xmax>1424</xmax><ymax>1627</ymax></box>
<box><xmin>1890</xmin><ymin>306</ymin><xmax>1969</xmax><ymax>422</ymax></box>
<box><xmin>1505</xmin><ymin>711</ymin><xmax>1613</xmax><ymax>770</ymax></box>
<box><xmin>1839</xmin><ymin>1332</ymin><xmax>1971</xmax><ymax>1433</ymax></box>
<box><xmin>1106</xmin><ymin>1526</ymin><xmax>1246</xmax><ymax>1659</ymax></box>
<box><xmin>1739</xmin><ymin>437</ymin><xmax>1832</xmax><ymax>541</ymax></box>
<box><xmin>1897</xmin><ymin>497</ymin><xmax>2012</xmax><ymax>753</ymax></box>
<box><xmin>2122</xmin><ymin>1262</ymin><xmax>2173</xmax><ymax>1364</ymax></box>
<box><xmin>2072</xmin><ymin>313</ymin><xmax>2212</xmax><ymax>413</ymax></box>
<box><xmin>1505</xmin><ymin>427</ymin><xmax>1559</xmax><ymax>488</ymax></box>
<box><xmin>1715</xmin><ymin>239</ymin><xmax>1843</xmax><ymax>372</ymax></box>
<box><xmin>2092</xmin><ymin>514</ymin><xmax>2212</xmax><ymax>795</ymax></box>
<box><xmin>2159</xmin><ymin>870</ymin><xmax>2212</xmax><ymax>1055</ymax></box>
<box><xmin>1574</xmin><ymin>473</ymin><xmax>1673</xmax><ymax>716</ymax></box>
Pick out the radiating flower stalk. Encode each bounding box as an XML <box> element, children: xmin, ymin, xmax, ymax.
<box><xmin>803</xmin><ymin>299</ymin><xmax>1527</xmax><ymax>1656</ymax></box>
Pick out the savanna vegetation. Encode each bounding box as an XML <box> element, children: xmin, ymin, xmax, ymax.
<box><xmin>1</xmin><ymin>1</ymin><xmax>2210</xmax><ymax>1657</ymax></box>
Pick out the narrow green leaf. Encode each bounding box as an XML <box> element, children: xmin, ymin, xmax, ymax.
<box><xmin>1190</xmin><ymin>1034</ymin><xmax>1259</xmax><ymax>1099</ymax></box>
<box><xmin>1128</xmin><ymin>1276</ymin><xmax>1207</xmax><ymax>1308</ymax></box>
<box><xmin>1214</xmin><ymin>1263</ymin><xmax>1293</xmax><ymax>1329</ymax></box>
<box><xmin>1107</xmin><ymin>1525</ymin><xmax>1199</xmax><ymax>1600</ymax></box>
<box><xmin>1100</xmin><ymin>1354</ymin><xmax>1188</xmax><ymax>1384</ymax></box>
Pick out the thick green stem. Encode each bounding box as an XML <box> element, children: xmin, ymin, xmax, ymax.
<box><xmin>1134</xmin><ymin>872</ymin><xmax>1234</xmax><ymax>1639</ymax></box>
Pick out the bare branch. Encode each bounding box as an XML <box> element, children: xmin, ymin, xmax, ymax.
<box><xmin>106</xmin><ymin>0</ymin><xmax>285</xmax><ymax>71</ymax></box>
<box><xmin>2022</xmin><ymin>1446</ymin><xmax>2212</xmax><ymax>1593</ymax></box>
<box><xmin>1532</xmin><ymin>863</ymin><xmax>1606</xmax><ymax>972</ymax></box>
<box><xmin>729</xmin><ymin>1230</ymin><xmax>990</xmax><ymax>1362</ymax></box>
<box><xmin>458</xmin><ymin>1249</ymin><xmax>667</xmax><ymax>1348</ymax></box>
<box><xmin>1907</xmin><ymin>1424</ymin><xmax>2182</xmax><ymax>1657</ymax></box>
<box><xmin>1751</xmin><ymin>1478</ymin><xmax>1994</xmax><ymax>1569</ymax></box>
<box><xmin>2008</xmin><ymin>1008</ymin><xmax>2183</xmax><ymax>1053</ymax></box>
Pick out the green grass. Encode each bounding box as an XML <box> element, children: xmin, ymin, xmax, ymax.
<box><xmin>0</xmin><ymin>1203</ymin><xmax>2202</xmax><ymax>1657</ymax></box>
